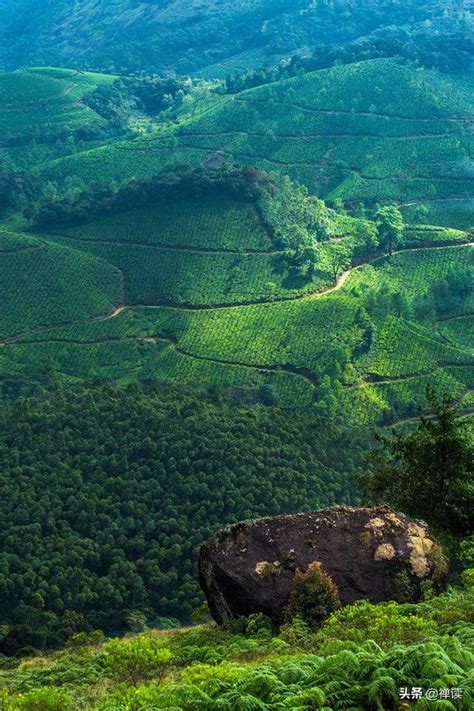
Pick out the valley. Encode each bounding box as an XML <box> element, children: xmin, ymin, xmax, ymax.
<box><xmin>0</xmin><ymin>4</ymin><xmax>472</xmax><ymax>704</ymax></box>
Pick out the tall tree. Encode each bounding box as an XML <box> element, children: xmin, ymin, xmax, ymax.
<box><xmin>355</xmin><ymin>219</ymin><xmax>379</xmax><ymax>262</ymax></box>
<box><xmin>327</xmin><ymin>243</ymin><xmax>351</xmax><ymax>284</ymax></box>
<box><xmin>359</xmin><ymin>387</ymin><xmax>473</xmax><ymax>535</ymax></box>
<box><xmin>376</xmin><ymin>205</ymin><xmax>404</xmax><ymax>256</ymax></box>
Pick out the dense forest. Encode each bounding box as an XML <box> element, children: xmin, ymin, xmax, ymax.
<box><xmin>0</xmin><ymin>383</ymin><xmax>366</xmax><ymax>655</ymax></box>
<box><xmin>0</xmin><ymin>0</ymin><xmax>471</xmax><ymax>75</ymax></box>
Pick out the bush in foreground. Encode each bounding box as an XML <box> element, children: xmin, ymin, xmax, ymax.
<box><xmin>1</xmin><ymin>579</ymin><xmax>473</xmax><ymax>710</ymax></box>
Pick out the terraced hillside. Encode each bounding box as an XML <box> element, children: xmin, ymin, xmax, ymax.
<box><xmin>0</xmin><ymin>227</ymin><xmax>121</xmax><ymax>340</ymax></box>
<box><xmin>0</xmin><ymin>59</ymin><xmax>472</xmax><ymax>425</ymax></box>
<box><xmin>41</xmin><ymin>59</ymin><xmax>474</xmax><ymax>229</ymax></box>
<box><xmin>0</xmin><ymin>66</ymin><xmax>115</xmax><ymax>148</ymax></box>
<box><xmin>1</xmin><ymin>193</ymin><xmax>472</xmax><ymax>423</ymax></box>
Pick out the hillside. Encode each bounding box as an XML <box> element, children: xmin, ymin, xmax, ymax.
<box><xmin>38</xmin><ymin>59</ymin><xmax>474</xmax><ymax>229</ymax></box>
<box><xmin>0</xmin><ymin>0</ymin><xmax>470</xmax><ymax>75</ymax></box>
<box><xmin>0</xmin><ymin>67</ymin><xmax>116</xmax><ymax>148</ymax></box>
<box><xmin>1</xmin><ymin>581</ymin><xmax>473</xmax><ymax>709</ymax></box>
<box><xmin>1</xmin><ymin>191</ymin><xmax>472</xmax><ymax>423</ymax></box>
<box><xmin>0</xmin><ymin>1</ymin><xmax>473</xmax><ymax>683</ymax></box>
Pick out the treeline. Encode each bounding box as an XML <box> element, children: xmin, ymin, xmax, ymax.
<box><xmin>26</xmin><ymin>165</ymin><xmax>271</xmax><ymax>227</ymax></box>
<box><xmin>226</xmin><ymin>33</ymin><xmax>473</xmax><ymax>94</ymax></box>
<box><xmin>0</xmin><ymin>383</ymin><xmax>365</xmax><ymax>655</ymax></box>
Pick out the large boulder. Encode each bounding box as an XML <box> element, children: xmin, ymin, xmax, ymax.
<box><xmin>199</xmin><ymin>506</ymin><xmax>448</xmax><ymax>625</ymax></box>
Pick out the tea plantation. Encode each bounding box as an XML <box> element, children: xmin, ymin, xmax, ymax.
<box><xmin>37</xmin><ymin>59</ymin><xmax>474</xmax><ymax>229</ymax></box>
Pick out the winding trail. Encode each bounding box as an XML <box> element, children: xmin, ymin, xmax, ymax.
<box><xmin>2</xmin><ymin>240</ymin><xmax>472</xmax><ymax>343</ymax></box>
<box><xmin>7</xmin><ymin>332</ymin><xmax>320</xmax><ymax>388</ymax></box>
<box><xmin>1</xmin><ymin>241</ymin><xmax>472</xmax><ymax>402</ymax></box>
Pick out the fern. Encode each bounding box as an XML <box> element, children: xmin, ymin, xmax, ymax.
<box><xmin>213</xmin><ymin>691</ymin><xmax>269</xmax><ymax>711</ymax></box>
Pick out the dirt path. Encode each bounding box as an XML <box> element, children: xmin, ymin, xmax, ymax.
<box><xmin>2</xmin><ymin>240</ymin><xmax>471</xmax><ymax>347</ymax></box>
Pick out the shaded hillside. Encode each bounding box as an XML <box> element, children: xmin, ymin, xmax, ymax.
<box><xmin>0</xmin><ymin>0</ymin><xmax>471</xmax><ymax>75</ymax></box>
<box><xmin>39</xmin><ymin>59</ymin><xmax>474</xmax><ymax>228</ymax></box>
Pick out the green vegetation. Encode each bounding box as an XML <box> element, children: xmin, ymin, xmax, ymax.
<box><xmin>1</xmin><ymin>1</ymin><xmax>471</xmax><ymax>75</ymax></box>
<box><xmin>59</xmin><ymin>195</ymin><xmax>273</xmax><ymax>251</ymax></box>
<box><xmin>0</xmin><ymin>237</ymin><xmax>120</xmax><ymax>339</ymax></box>
<box><xmin>0</xmin><ymin>68</ymin><xmax>115</xmax><ymax>147</ymax></box>
<box><xmin>0</xmin><ymin>6</ymin><xmax>472</xmax><ymax>699</ymax></box>
<box><xmin>361</xmin><ymin>388</ymin><xmax>473</xmax><ymax>536</ymax></box>
<box><xmin>0</xmin><ymin>382</ymin><xmax>363</xmax><ymax>653</ymax></box>
<box><xmin>1</xmin><ymin>228</ymin><xmax>470</xmax><ymax>424</ymax></box>
<box><xmin>1</xmin><ymin>581</ymin><xmax>473</xmax><ymax>709</ymax></box>
<box><xmin>286</xmin><ymin>562</ymin><xmax>341</xmax><ymax>629</ymax></box>
<box><xmin>39</xmin><ymin>58</ymin><xmax>473</xmax><ymax>225</ymax></box>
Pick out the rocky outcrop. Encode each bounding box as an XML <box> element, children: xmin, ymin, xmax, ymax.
<box><xmin>198</xmin><ymin>506</ymin><xmax>448</xmax><ymax>625</ymax></box>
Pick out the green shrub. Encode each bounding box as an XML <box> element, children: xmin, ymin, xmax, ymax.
<box><xmin>12</xmin><ymin>688</ymin><xmax>73</xmax><ymax>710</ymax></box>
<box><xmin>285</xmin><ymin>562</ymin><xmax>340</xmax><ymax>629</ymax></box>
<box><xmin>245</xmin><ymin>614</ymin><xmax>275</xmax><ymax>638</ymax></box>
<box><xmin>318</xmin><ymin>600</ymin><xmax>437</xmax><ymax>649</ymax></box>
<box><xmin>101</xmin><ymin>637</ymin><xmax>172</xmax><ymax>685</ymax></box>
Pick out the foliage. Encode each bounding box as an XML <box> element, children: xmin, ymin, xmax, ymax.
<box><xmin>376</xmin><ymin>204</ymin><xmax>404</xmax><ymax>256</ymax></box>
<box><xmin>360</xmin><ymin>387</ymin><xmax>474</xmax><ymax>535</ymax></box>
<box><xmin>34</xmin><ymin>59</ymin><xmax>474</xmax><ymax>217</ymax></box>
<box><xmin>0</xmin><ymin>382</ymin><xmax>363</xmax><ymax>654</ymax></box>
<box><xmin>1</xmin><ymin>586</ymin><xmax>473</xmax><ymax>710</ymax></box>
<box><xmin>285</xmin><ymin>563</ymin><xmax>341</xmax><ymax>629</ymax></box>
<box><xmin>101</xmin><ymin>637</ymin><xmax>172</xmax><ymax>684</ymax></box>
<box><xmin>1</xmin><ymin>1</ymin><xmax>472</xmax><ymax>76</ymax></box>
<box><xmin>28</xmin><ymin>165</ymin><xmax>271</xmax><ymax>227</ymax></box>
<box><xmin>0</xmin><ymin>237</ymin><xmax>121</xmax><ymax>340</ymax></box>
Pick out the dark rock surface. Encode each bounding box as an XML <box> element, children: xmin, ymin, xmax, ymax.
<box><xmin>199</xmin><ymin>506</ymin><xmax>448</xmax><ymax>625</ymax></box>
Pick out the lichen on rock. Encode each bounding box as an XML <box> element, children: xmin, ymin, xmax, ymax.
<box><xmin>374</xmin><ymin>543</ymin><xmax>396</xmax><ymax>561</ymax></box>
<box><xmin>199</xmin><ymin>506</ymin><xmax>449</xmax><ymax>625</ymax></box>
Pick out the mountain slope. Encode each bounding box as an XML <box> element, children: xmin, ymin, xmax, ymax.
<box><xmin>40</xmin><ymin>59</ymin><xmax>474</xmax><ymax>227</ymax></box>
<box><xmin>0</xmin><ymin>0</ymin><xmax>471</xmax><ymax>74</ymax></box>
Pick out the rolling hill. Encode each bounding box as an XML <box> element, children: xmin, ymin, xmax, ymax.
<box><xmin>38</xmin><ymin>59</ymin><xmax>474</xmax><ymax>229</ymax></box>
<box><xmin>0</xmin><ymin>1</ymin><xmax>473</xmax><ymax>681</ymax></box>
<box><xmin>0</xmin><ymin>55</ymin><xmax>472</xmax><ymax>424</ymax></box>
<box><xmin>1</xmin><ymin>187</ymin><xmax>471</xmax><ymax>423</ymax></box>
<box><xmin>0</xmin><ymin>66</ymin><xmax>116</xmax><ymax>149</ymax></box>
